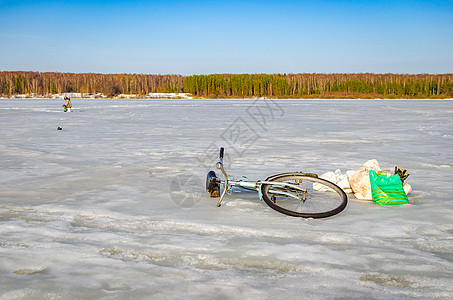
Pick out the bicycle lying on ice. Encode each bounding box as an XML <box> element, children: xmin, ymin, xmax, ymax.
<box><xmin>206</xmin><ymin>148</ymin><xmax>347</xmax><ymax>218</ymax></box>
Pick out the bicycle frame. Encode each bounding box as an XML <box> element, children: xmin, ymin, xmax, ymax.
<box><xmin>215</xmin><ymin>148</ymin><xmax>307</xmax><ymax>207</ymax></box>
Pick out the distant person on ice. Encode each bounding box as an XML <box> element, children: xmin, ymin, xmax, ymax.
<box><xmin>63</xmin><ymin>97</ymin><xmax>72</xmax><ymax>112</ymax></box>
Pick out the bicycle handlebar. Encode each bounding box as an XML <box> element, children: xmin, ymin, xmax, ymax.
<box><xmin>216</xmin><ymin>147</ymin><xmax>227</xmax><ymax>207</ymax></box>
<box><xmin>219</xmin><ymin>147</ymin><xmax>224</xmax><ymax>165</ymax></box>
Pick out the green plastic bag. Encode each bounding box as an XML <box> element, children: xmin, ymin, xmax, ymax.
<box><xmin>369</xmin><ymin>170</ymin><xmax>409</xmax><ymax>205</ymax></box>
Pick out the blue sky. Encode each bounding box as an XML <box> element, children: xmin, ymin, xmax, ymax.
<box><xmin>1</xmin><ymin>0</ymin><xmax>452</xmax><ymax>74</ymax></box>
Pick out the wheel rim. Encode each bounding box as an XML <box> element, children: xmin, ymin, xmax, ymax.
<box><xmin>261</xmin><ymin>173</ymin><xmax>347</xmax><ymax>218</ymax></box>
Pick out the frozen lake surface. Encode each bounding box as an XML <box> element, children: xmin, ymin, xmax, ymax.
<box><xmin>1</xmin><ymin>99</ymin><xmax>452</xmax><ymax>299</ymax></box>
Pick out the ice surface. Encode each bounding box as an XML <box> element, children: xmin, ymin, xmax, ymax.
<box><xmin>1</xmin><ymin>99</ymin><xmax>452</xmax><ymax>299</ymax></box>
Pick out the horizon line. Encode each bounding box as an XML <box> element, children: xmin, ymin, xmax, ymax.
<box><xmin>2</xmin><ymin>70</ymin><xmax>452</xmax><ymax>76</ymax></box>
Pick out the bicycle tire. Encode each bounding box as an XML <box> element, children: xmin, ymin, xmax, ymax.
<box><xmin>261</xmin><ymin>172</ymin><xmax>347</xmax><ymax>218</ymax></box>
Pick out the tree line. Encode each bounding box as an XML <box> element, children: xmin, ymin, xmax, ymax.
<box><xmin>184</xmin><ymin>73</ymin><xmax>453</xmax><ymax>98</ymax></box>
<box><xmin>0</xmin><ymin>72</ymin><xmax>184</xmax><ymax>97</ymax></box>
<box><xmin>1</xmin><ymin>71</ymin><xmax>452</xmax><ymax>98</ymax></box>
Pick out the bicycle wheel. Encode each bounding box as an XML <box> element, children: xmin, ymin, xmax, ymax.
<box><xmin>261</xmin><ymin>172</ymin><xmax>347</xmax><ymax>218</ymax></box>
